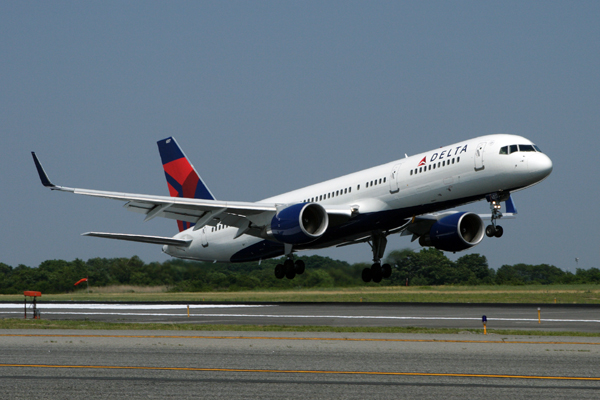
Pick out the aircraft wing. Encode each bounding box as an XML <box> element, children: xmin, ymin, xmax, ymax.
<box><xmin>33</xmin><ymin>152</ymin><xmax>352</xmax><ymax>235</ymax></box>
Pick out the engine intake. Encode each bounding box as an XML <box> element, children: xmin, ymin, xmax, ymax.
<box><xmin>421</xmin><ymin>212</ymin><xmax>485</xmax><ymax>252</ymax></box>
<box><xmin>271</xmin><ymin>203</ymin><xmax>329</xmax><ymax>244</ymax></box>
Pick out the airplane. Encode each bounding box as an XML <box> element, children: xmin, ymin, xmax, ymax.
<box><xmin>32</xmin><ymin>134</ymin><xmax>552</xmax><ymax>283</ymax></box>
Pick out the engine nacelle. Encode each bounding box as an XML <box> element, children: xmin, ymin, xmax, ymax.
<box><xmin>270</xmin><ymin>203</ymin><xmax>329</xmax><ymax>244</ymax></box>
<box><xmin>421</xmin><ymin>212</ymin><xmax>485</xmax><ymax>252</ymax></box>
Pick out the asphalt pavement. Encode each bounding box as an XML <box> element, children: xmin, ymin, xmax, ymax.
<box><xmin>1</xmin><ymin>329</ymin><xmax>599</xmax><ymax>399</ymax></box>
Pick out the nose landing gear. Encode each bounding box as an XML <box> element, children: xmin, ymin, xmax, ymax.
<box><xmin>486</xmin><ymin>196</ymin><xmax>504</xmax><ymax>238</ymax></box>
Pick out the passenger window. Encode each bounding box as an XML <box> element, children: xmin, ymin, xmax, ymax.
<box><xmin>357</xmin><ymin>185</ymin><xmax>360</xmax><ymax>190</ymax></box>
<box><xmin>457</xmin><ymin>157</ymin><xmax>460</xmax><ymax>162</ymax></box>
<box><xmin>437</xmin><ymin>162</ymin><xmax>440</xmax><ymax>168</ymax></box>
<box><xmin>499</xmin><ymin>146</ymin><xmax>508</xmax><ymax>155</ymax></box>
<box><xmin>509</xmin><ymin>144</ymin><xmax>518</xmax><ymax>154</ymax></box>
<box><xmin>383</xmin><ymin>177</ymin><xmax>386</xmax><ymax>183</ymax></box>
<box><xmin>348</xmin><ymin>187</ymin><xmax>351</xmax><ymax>193</ymax></box>
<box><xmin>442</xmin><ymin>161</ymin><xmax>445</xmax><ymax>166</ymax></box>
<box><xmin>428</xmin><ymin>165</ymin><xmax>431</xmax><ymax>170</ymax></box>
<box><xmin>452</xmin><ymin>158</ymin><xmax>455</xmax><ymax>164</ymax></box>
<box><xmin>419</xmin><ymin>167</ymin><xmax>422</xmax><ymax>173</ymax></box>
<box><xmin>410</xmin><ymin>170</ymin><xmax>413</xmax><ymax>175</ymax></box>
<box><xmin>379</xmin><ymin>178</ymin><xmax>382</xmax><ymax>184</ymax></box>
<box><xmin>433</xmin><ymin>164</ymin><xmax>436</xmax><ymax>169</ymax></box>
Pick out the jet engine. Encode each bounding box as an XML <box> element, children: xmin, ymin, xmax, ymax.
<box><xmin>419</xmin><ymin>212</ymin><xmax>485</xmax><ymax>252</ymax></box>
<box><xmin>270</xmin><ymin>203</ymin><xmax>329</xmax><ymax>244</ymax></box>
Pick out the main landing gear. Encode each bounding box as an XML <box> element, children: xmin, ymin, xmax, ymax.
<box><xmin>362</xmin><ymin>231</ymin><xmax>392</xmax><ymax>283</ymax></box>
<box><xmin>274</xmin><ymin>245</ymin><xmax>306</xmax><ymax>280</ymax></box>
<box><xmin>486</xmin><ymin>196</ymin><xmax>504</xmax><ymax>238</ymax></box>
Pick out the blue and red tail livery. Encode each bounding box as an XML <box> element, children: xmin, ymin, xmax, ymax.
<box><xmin>157</xmin><ymin>137</ymin><xmax>215</xmax><ymax>231</ymax></box>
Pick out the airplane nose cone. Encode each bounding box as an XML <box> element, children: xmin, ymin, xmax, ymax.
<box><xmin>529</xmin><ymin>153</ymin><xmax>553</xmax><ymax>180</ymax></box>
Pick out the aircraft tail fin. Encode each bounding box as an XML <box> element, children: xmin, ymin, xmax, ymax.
<box><xmin>157</xmin><ymin>137</ymin><xmax>216</xmax><ymax>232</ymax></box>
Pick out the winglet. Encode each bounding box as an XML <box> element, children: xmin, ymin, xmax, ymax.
<box><xmin>32</xmin><ymin>152</ymin><xmax>74</xmax><ymax>192</ymax></box>
<box><xmin>505</xmin><ymin>195</ymin><xmax>518</xmax><ymax>215</ymax></box>
<box><xmin>31</xmin><ymin>152</ymin><xmax>56</xmax><ymax>188</ymax></box>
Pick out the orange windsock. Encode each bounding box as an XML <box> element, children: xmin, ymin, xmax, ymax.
<box><xmin>74</xmin><ymin>278</ymin><xmax>88</xmax><ymax>286</ymax></box>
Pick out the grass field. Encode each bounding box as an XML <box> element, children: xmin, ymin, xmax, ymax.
<box><xmin>1</xmin><ymin>318</ymin><xmax>599</xmax><ymax>337</ymax></box>
<box><xmin>2</xmin><ymin>284</ymin><xmax>600</xmax><ymax>303</ymax></box>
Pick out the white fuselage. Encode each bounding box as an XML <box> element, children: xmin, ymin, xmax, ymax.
<box><xmin>165</xmin><ymin>134</ymin><xmax>552</xmax><ymax>262</ymax></box>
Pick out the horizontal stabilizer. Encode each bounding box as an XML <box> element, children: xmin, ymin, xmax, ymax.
<box><xmin>82</xmin><ymin>232</ymin><xmax>192</xmax><ymax>247</ymax></box>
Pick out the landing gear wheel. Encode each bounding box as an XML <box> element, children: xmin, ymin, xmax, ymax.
<box><xmin>284</xmin><ymin>259</ymin><xmax>296</xmax><ymax>279</ymax></box>
<box><xmin>274</xmin><ymin>264</ymin><xmax>285</xmax><ymax>279</ymax></box>
<box><xmin>285</xmin><ymin>268</ymin><xmax>296</xmax><ymax>279</ymax></box>
<box><xmin>371</xmin><ymin>263</ymin><xmax>383</xmax><ymax>283</ymax></box>
<box><xmin>371</xmin><ymin>263</ymin><xmax>382</xmax><ymax>276</ymax></box>
<box><xmin>294</xmin><ymin>260</ymin><xmax>305</xmax><ymax>275</ymax></box>
<box><xmin>372</xmin><ymin>270</ymin><xmax>383</xmax><ymax>283</ymax></box>
<box><xmin>494</xmin><ymin>225</ymin><xmax>504</xmax><ymax>238</ymax></box>
<box><xmin>361</xmin><ymin>268</ymin><xmax>372</xmax><ymax>283</ymax></box>
<box><xmin>485</xmin><ymin>225</ymin><xmax>496</xmax><ymax>237</ymax></box>
<box><xmin>382</xmin><ymin>264</ymin><xmax>392</xmax><ymax>279</ymax></box>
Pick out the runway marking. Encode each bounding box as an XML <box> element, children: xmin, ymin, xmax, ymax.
<box><xmin>0</xmin><ymin>304</ymin><xmax>271</xmax><ymax>310</ymax></box>
<box><xmin>2</xmin><ymin>311</ymin><xmax>600</xmax><ymax>323</ymax></box>
<box><xmin>1</xmin><ymin>363</ymin><xmax>599</xmax><ymax>381</ymax></box>
<box><xmin>1</xmin><ymin>334</ymin><xmax>599</xmax><ymax>346</ymax></box>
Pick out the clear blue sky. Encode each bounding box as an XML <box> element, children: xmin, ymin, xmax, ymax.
<box><xmin>1</xmin><ymin>1</ymin><xmax>598</xmax><ymax>272</ymax></box>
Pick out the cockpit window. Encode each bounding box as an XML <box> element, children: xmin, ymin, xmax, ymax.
<box><xmin>502</xmin><ymin>143</ymin><xmax>541</xmax><ymax>155</ymax></box>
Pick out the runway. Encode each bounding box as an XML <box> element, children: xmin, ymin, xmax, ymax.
<box><xmin>2</xmin><ymin>302</ymin><xmax>600</xmax><ymax>332</ymax></box>
<box><xmin>1</xmin><ymin>329</ymin><xmax>599</xmax><ymax>399</ymax></box>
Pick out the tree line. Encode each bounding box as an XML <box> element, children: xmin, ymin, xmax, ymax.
<box><xmin>0</xmin><ymin>248</ymin><xmax>598</xmax><ymax>294</ymax></box>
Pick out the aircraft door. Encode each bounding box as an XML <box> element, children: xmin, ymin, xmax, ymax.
<box><xmin>474</xmin><ymin>142</ymin><xmax>486</xmax><ymax>171</ymax></box>
<box><xmin>390</xmin><ymin>164</ymin><xmax>400</xmax><ymax>193</ymax></box>
<box><xmin>201</xmin><ymin>227</ymin><xmax>208</xmax><ymax>247</ymax></box>
<box><xmin>389</xmin><ymin>163</ymin><xmax>402</xmax><ymax>193</ymax></box>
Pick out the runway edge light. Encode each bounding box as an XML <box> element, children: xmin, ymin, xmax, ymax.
<box><xmin>482</xmin><ymin>315</ymin><xmax>487</xmax><ymax>335</ymax></box>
